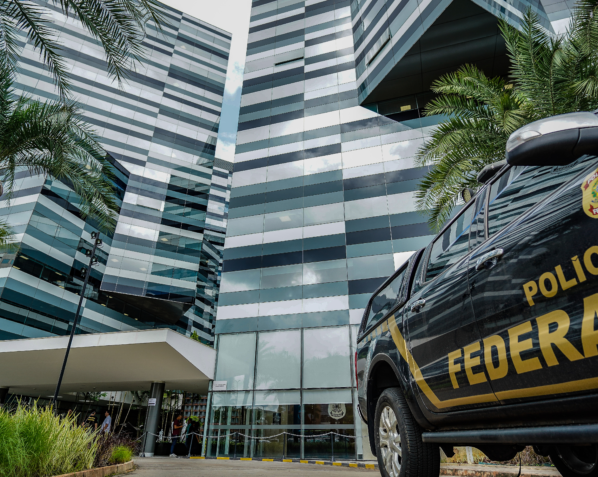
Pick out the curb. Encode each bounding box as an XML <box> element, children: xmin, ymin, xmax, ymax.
<box><xmin>188</xmin><ymin>455</ymin><xmax>378</xmax><ymax>470</ymax></box>
<box><xmin>54</xmin><ymin>460</ymin><xmax>134</xmax><ymax>477</ymax></box>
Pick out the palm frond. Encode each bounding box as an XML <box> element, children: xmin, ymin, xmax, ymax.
<box><xmin>55</xmin><ymin>0</ymin><xmax>165</xmax><ymax>86</ymax></box>
<box><xmin>0</xmin><ymin>76</ymin><xmax>118</xmax><ymax>232</ymax></box>
<box><xmin>2</xmin><ymin>0</ymin><xmax>71</xmax><ymax>97</ymax></box>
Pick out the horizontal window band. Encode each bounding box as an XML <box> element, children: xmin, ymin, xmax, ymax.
<box><xmin>348</xmin><ymin>277</ymin><xmax>387</xmax><ymax>295</ymax></box>
<box><xmin>229</xmin><ymin>169</ymin><xmax>427</xmax><ymax>210</ymax></box>
<box><xmin>222</xmin><ymin>247</ymin><xmax>346</xmax><ymax>272</ymax></box>
<box><xmin>274</xmin><ymin>56</ymin><xmax>304</xmax><ymax>67</ymax></box>
<box><xmin>214</xmin><ymin>310</ymin><xmax>351</xmax><ymax>333</ymax></box>
<box><xmin>249</xmin><ymin>13</ymin><xmax>305</xmax><ymax>34</ymax></box>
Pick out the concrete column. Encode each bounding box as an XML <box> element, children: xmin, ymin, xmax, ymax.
<box><xmin>143</xmin><ymin>382</ymin><xmax>165</xmax><ymax>457</ymax></box>
<box><xmin>0</xmin><ymin>387</ymin><xmax>9</xmax><ymax>406</ymax></box>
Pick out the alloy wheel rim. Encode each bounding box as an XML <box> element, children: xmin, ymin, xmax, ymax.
<box><xmin>379</xmin><ymin>405</ymin><xmax>402</xmax><ymax>477</ymax></box>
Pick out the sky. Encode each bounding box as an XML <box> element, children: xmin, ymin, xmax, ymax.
<box><xmin>160</xmin><ymin>0</ymin><xmax>252</xmax><ymax>162</ymax></box>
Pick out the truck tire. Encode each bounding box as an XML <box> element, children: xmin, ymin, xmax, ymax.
<box><xmin>550</xmin><ymin>445</ymin><xmax>598</xmax><ymax>477</ymax></box>
<box><xmin>375</xmin><ymin>387</ymin><xmax>440</xmax><ymax>477</ymax></box>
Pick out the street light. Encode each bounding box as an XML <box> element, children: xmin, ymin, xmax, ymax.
<box><xmin>51</xmin><ymin>232</ymin><xmax>102</xmax><ymax>406</ymax></box>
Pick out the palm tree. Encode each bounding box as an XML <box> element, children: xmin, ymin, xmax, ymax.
<box><xmin>0</xmin><ymin>0</ymin><xmax>165</xmax><ymax>97</ymax></box>
<box><xmin>416</xmin><ymin>1</ymin><xmax>598</xmax><ymax>231</ymax></box>
<box><xmin>0</xmin><ymin>60</ymin><xmax>119</xmax><ymax>244</ymax></box>
<box><xmin>0</xmin><ymin>0</ymin><xmax>165</xmax><ymax>246</ymax></box>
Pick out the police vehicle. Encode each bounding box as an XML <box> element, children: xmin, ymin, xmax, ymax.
<box><xmin>356</xmin><ymin>111</ymin><xmax>598</xmax><ymax>477</ymax></box>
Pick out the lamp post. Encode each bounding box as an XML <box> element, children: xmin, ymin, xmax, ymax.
<box><xmin>51</xmin><ymin>232</ymin><xmax>102</xmax><ymax>406</ymax></box>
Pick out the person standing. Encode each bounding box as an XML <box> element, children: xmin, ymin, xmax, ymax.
<box><xmin>101</xmin><ymin>411</ymin><xmax>112</xmax><ymax>433</ymax></box>
<box><xmin>169</xmin><ymin>415</ymin><xmax>183</xmax><ymax>457</ymax></box>
<box><xmin>83</xmin><ymin>410</ymin><xmax>97</xmax><ymax>431</ymax></box>
<box><xmin>186</xmin><ymin>418</ymin><xmax>200</xmax><ymax>455</ymax></box>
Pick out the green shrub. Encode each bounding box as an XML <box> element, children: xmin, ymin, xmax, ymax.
<box><xmin>109</xmin><ymin>445</ymin><xmax>133</xmax><ymax>464</ymax></box>
<box><xmin>0</xmin><ymin>402</ymin><xmax>98</xmax><ymax>477</ymax></box>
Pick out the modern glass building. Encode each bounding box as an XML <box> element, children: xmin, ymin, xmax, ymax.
<box><xmin>207</xmin><ymin>0</ymin><xmax>574</xmax><ymax>461</ymax></box>
<box><xmin>0</xmin><ymin>0</ymin><xmax>232</xmax><ymax>346</ymax></box>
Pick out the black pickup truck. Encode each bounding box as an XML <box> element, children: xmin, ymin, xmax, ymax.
<box><xmin>356</xmin><ymin>111</ymin><xmax>598</xmax><ymax>477</ymax></box>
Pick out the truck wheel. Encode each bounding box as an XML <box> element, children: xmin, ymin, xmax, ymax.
<box><xmin>375</xmin><ymin>387</ymin><xmax>439</xmax><ymax>477</ymax></box>
<box><xmin>550</xmin><ymin>445</ymin><xmax>598</xmax><ymax>477</ymax></box>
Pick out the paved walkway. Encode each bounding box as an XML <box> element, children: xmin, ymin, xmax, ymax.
<box><xmin>132</xmin><ymin>458</ymin><xmax>562</xmax><ymax>477</ymax></box>
<box><xmin>132</xmin><ymin>458</ymin><xmax>374</xmax><ymax>476</ymax></box>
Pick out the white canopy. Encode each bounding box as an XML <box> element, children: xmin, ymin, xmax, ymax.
<box><xmin>0</xmin><ymin>329</ymin><xmax>215</xmax><ymax>396</ymax></box>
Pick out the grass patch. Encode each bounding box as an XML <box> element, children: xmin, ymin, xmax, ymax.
<box><xmin>109</xmin><ymin>446</ymin><xmax>133</xmax><ymax>464</ymax></box>
<box><xmin>0</xmin><ymin>402</ymin><xmax>98</xmax><ymax>477</ymax></box>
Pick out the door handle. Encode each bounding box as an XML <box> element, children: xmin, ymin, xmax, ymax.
<box><xmin>475</xmin><ymin>248</ymin><xmax>504</xmax><ymax>271</ymax></box>
<box><xmin>410</xmin><ymin>299</ymin><xmax>426</xmax><ymax>313</ymax></box>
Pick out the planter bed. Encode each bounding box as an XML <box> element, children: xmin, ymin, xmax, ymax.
<box><xmin>53</xmin><ymin>460</ymin><xmax>134</xmax><ymax>477</ymax></box>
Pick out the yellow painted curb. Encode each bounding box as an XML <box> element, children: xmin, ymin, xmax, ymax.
<box><xmin>190</xmin><ymin>456</ymin><xmax>205</xmax><ymax>459</ymax></box>
<box><xmin>300</xmin><ymin>460</ymin><xmax>309</xmax><ymax>464</ymax></box>
<box><xmin>349</xmin><ymin>463</ymin><xmax>358</xmax><ymax>468</ymax></box>
<box><xmin>262</xmin><ymin>459</ymin><xmax>274</xmax><ymax>462</ymax></box>
<box><xmin>283</xmin><ymin>459</ymin><xmax>293</xmax><ymax>463</ymax></box>
<box><xmin>365</xmin><ymin>464</ymin><xmax>376</xmax><ymax>469</ymax></box>
<box><xmin>333</xmin><ymin>462</ymin><xmax>343</xmax><ymax>466</ymax></box>
<box><xmin>217</xmin><ymin>457</ymin><xmax>230</xmax><ymax>460</ymax></box>
<box><xmin>240</xmin><ymin>458</ymin><xmax>252</xmax><ymax>461</ymax></box>
<box><xmin>315</xmin><ymin>461</ymin><xmax>325</xmax><ymax>465</ymax></box>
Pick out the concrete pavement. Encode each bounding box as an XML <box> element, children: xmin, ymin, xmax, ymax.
<box><xmin>132</xmin><ymin>458</ymin><xmax>374</xmax><ymax>476</ymax></box>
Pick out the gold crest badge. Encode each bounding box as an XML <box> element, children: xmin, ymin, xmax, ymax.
<box><xmin>582</xmin><ymin>167</ymin><xmax>598</xmax><ymax>218</ymax></box>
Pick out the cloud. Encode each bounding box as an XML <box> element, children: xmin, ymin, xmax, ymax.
<box><xmin>226</xmin><ymin>61</ymin><xmax>244</xmax><ymax>96</ymax></box>
<box><xmin>215</xmin><ymin>131</ymin><xmax>238</xmax><ymax>162</ymax></box>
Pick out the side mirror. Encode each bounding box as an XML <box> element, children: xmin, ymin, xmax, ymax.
<box><xmin>506</xmin><ymin>111</ymin><xmax>598</xmax><ymax>166</ymax></box>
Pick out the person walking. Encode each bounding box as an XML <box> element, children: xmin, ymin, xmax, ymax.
<box><xmin>82</xmin><ymin>410</ymin><xmax>97</xmax><ymax>430</ymax></box>
<box><xmin>169</xmin><ymin>415</ymin><xmax>183</xmax><ymax>457</ymax></box>
<box><xmin>101</xmin><ymin>411</ymin><xmax>112</xmax><ymax>433</ymax></box>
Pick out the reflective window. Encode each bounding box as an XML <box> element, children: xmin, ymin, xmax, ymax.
<box><xmin>303</xmin><ymin>259</ymin><xmax>347</xmax><ymax>285</ymax></box>
<box><xmin>252</xmin><ymin>390</ymin><xmax>301</xmax><ymax>425</ymax></box>
<box><xmin>220</xmin><ymin>269</ymin><xmax>261</xmax><ymax>293</ymax></box>
<box><xmin>347</xmin><ymin>254</ymin><xmax>394</xmax><ymax>280</ymax></box>
<box><xmin>364</xmin><ymin>268</ymin><xmax>406</xmax><ymax>331</ymax></box>
<box><xmin>215</xmin><ymin>333</ymin><xmax>256</xmax><ymax>390</ymax></box>
<box><xmin>469</xmin><ymin>187</ymin><xmax>488</xmax><ymax>248</ymax></box>
<box><xmin>303</xmin><ymin>326</ymin><xmax>352</xmax><ymax>388</ymax></box>
<box><xmin>425</xmin><ymin>200</ymin><xmax>476</xmax><ymax>282</ymax></box>
<box><xmin>486</xmin><ymin>160</ymin><xmax>593</xmax><ymax>238</ymax></box>
<box><xmin>303</xmin><ymin>389</ymin><xmax>354</xmax><ymax>425</ymax></box>
<box><xmin>303</xmin><ymin>202</ymin><xmax>344</xmax><ymax>226</ymax></box>
<box><xmin>208</xmin><ymin>391</ymin><xmax>252</xmax><ymax>458</ymax></box>
<box><xmin>264</xmin><ymin>209</ymin><xmax>303</xmax><ymax>232</ymax></box>
<box><xmin>252</xmin><ymin>387</ymin><xmax>302</xmax><ymax>458</ymax></box>
<box><xmin>227</xmin><ymin>215</ymin><xmax>264</xmax><ymax>236</ymax></box>
<box><xmin>261</xmin><ymin>264</ymin><xmax>303</xmax><ymax>288</ymax></box>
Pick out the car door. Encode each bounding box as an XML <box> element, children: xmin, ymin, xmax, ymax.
<box><xmin>467</xmin><ymin>154</ymin><xmax>598</xmax><ymax>406</ymax></box>
<box><xmin>356</xmin><ymin>265</ymin><xmax>409</xmax><ymax>424</ymax></box>
<box><xmin>404</xmin><ymin>192</ymin><xmax>498</xmax><ymax>413</ymax></box>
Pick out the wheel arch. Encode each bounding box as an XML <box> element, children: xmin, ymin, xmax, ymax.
<box><xmin>366</xmin><ymin>355</ymin><xmax>434</xmax><ymax>455</ymax></box>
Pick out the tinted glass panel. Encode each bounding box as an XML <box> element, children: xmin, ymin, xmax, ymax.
<box><xmin>364</xmin><ymin>269</ymin><xmax>406</xmax><ymax>331</ymax></box>
<box><xmin>425</xmin><ymin>202</ymin><xmax>476</xmax><ymax>282</ymax></box>
<box><xmin>468</xmin><ymin>187</ymin><xmax>487</xmax><ymax>248</ymax></box>
<box><xmin>486</xmin><ymin>160</ymin><xmax>594</xmax><ymax>238</ymax></box>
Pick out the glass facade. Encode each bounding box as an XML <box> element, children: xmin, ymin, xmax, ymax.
<box><xmin>211</xmin><ymin>0</ymin><xmax>576</xmax><ymax>461</ymax></box>
<box><xmin>0</xmin><ymin>0</ymin><xmax>232</xmax><ymax>345</ymax></box>
<box><xmin>206</xmin><ymin>327</ymin><xmax>357</xmax><ymax>460</ymax></box>
<box><xmin>352</xmin><ymin>0</ymin><xmax>564</xmax><ymax>105</ymax></box>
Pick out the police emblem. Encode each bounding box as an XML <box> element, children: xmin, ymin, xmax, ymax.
<box><xmin>582</xmin><ymin>167</ymin><xmax>598</xmax><ymax>218</ymax></box>
<box><xmin>328</xmin><ymin>403</ymin><xmax>347</xmax><ymax>420</ymax></box>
